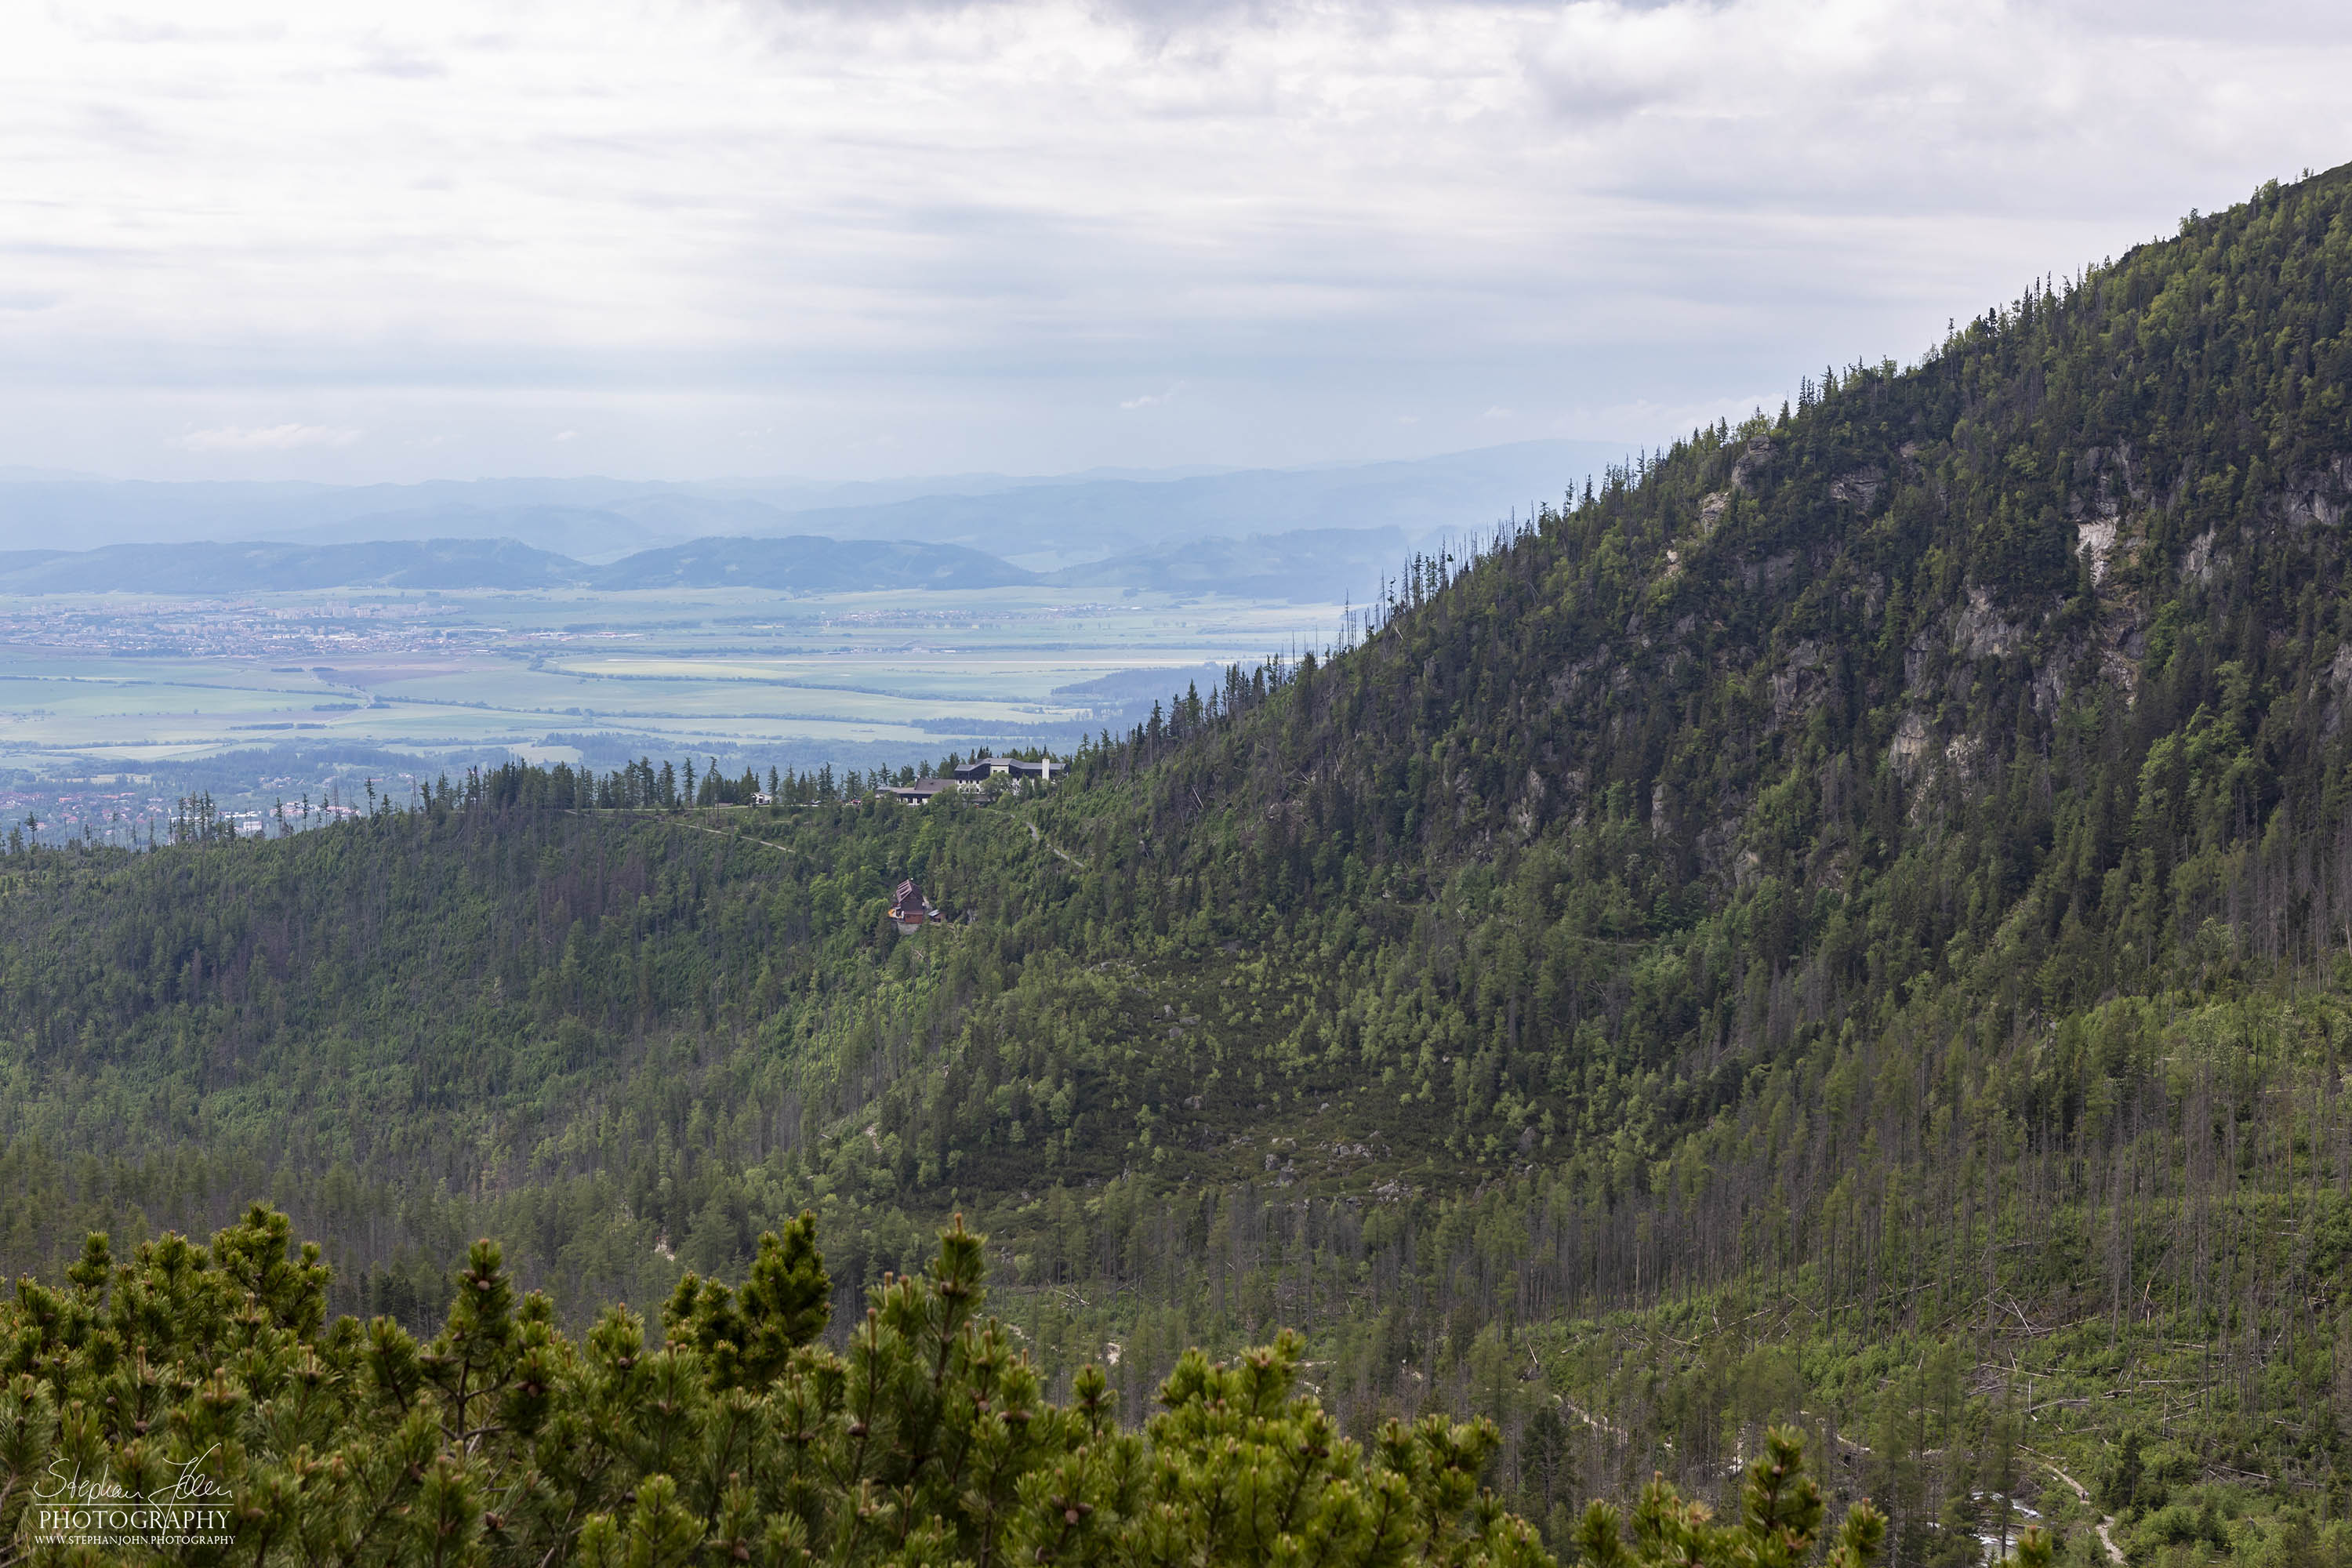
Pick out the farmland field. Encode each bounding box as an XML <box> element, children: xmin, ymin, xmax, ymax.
<box><xmin>0</xmin><ymin>583</ymin><xmax>1348</xmax><ymax>775</ymax></box>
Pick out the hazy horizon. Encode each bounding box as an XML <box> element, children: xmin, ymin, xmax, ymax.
<box><xmin>0</xmin><ymin>434</ymin><xmax>1625</xmax><ymax>494</ymax></box>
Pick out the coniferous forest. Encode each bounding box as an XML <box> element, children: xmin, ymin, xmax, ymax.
<box><xmin>5</xmin><ymin>163</ymin><xmax>2352</xmax><ymax>1563</ymax></box>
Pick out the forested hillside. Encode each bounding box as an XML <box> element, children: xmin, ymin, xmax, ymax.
<box><xmin>6</xmin><ymin>163</ymin><xmax>2352</xmax><ymax>1560</ymax></box>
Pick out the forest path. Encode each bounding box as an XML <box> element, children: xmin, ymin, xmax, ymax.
<box><xmin>683</xmin><ymin>820</ymin><xmax>786</xmax><ymax>854</ymax></box>
<box><xmin>1029</xmin><ymin>819</ymin><xmax>1091</xmax><ymax>870</ymax></box>
<box><xmin>561</xmin><ymin>808</ymin><xmax>793</xmax><ymax>858</ymax></box>
<box><xmin>2027</xmin><ymin>1452</ymin><xmax>2125</xmax><ymax>1566</ymax></box>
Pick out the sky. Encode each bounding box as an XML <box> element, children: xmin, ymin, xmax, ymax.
<box><xmin>3</xmin><ymin>0</ymin><xmax>2350</xmax><ymax>485</ymax></box>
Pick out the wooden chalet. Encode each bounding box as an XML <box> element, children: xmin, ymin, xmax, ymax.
<box><xmin>888</xmin><ymin>879</ymin><xmax>938</xmax><ymax>935</ymax></box>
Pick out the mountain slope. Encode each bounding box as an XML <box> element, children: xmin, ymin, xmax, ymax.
<box><xmin>2</xmin><ymin>165</ymin><xmax>2351</xmax><ymax>1547</ymax></box>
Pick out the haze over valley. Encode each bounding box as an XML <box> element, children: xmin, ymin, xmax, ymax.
<box><xmin>0</xmin><ymin>441</ymin><xmax>1618</xmax><ymax>835</ymax></box>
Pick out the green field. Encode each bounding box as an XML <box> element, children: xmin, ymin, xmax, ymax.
<box><xmin>0</xmin><ymin>584</ymin><xmax>1348</xmax><ymax>770</ymax></box>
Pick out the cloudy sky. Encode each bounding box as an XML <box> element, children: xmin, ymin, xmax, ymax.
<box><xmin>4</xmin><ymin>0</ymin><xmax>2349</xmax><ymax>484</ymax></box>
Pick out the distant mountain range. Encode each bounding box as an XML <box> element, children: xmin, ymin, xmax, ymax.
<box><xmin>0</xmin><ymin>526</ymin><xmax>1435</xmax><ymax>600</ymax></box>
<box><xmin>742</xmin><ymin>443</ymin><xmax>1618</xmax><ymax>571</ymax></box>
<box><xmin>0</xmin><ymin>535</ymin><xmax>1029</xmax><ymax>595</ymax></box>
<box><xmin>1040</xmin><ymin>526</ymin><xmax>1412</xmax><ymax>599</ymax></box>
<box><xmin>0</xmin><ymin>538</ymin><xmax>583</xmax><ymax>593</ymax></box>
<box><xmin>0</xmin><ymin>440</ymin><xmax>1625</xmax><ymax>572</ymax></box>
<box><xmin>580</xmin><ymin>535</ymin><xmax>1035</xmax><ymax>592</ymax></box>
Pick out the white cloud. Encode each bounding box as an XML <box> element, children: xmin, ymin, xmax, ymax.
<box><xmin>553</xmin><ymin>430</ymin><xmax>579</xmax><ymax>442</ymax></box>
<box><xmin>170</xmin><ymin>423</ymin><xmax>360</xmax><ymax>451</ymax></box>
<box><xmin>0</xmin><ymin>0</ymin><xmax>2347</xmax><ymax>480</ymax></box>
<box><xmin>1120</xmin><ymin>384</ymin><xmax>1182</xmax><ymax>411</ymax></box>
